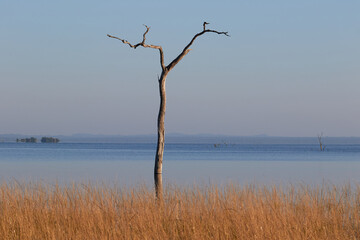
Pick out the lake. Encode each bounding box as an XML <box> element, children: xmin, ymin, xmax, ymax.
<box><xmin>1</xmin><ymin>141</ymin><xmax>360</xmax><ymax>187</ymax></box>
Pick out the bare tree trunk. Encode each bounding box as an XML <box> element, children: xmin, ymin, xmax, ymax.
<box><xmin>154</xmin><ymin>171</ymin><xmax>163</xmax><ymax>201</ymax></box>
<box><xmin>155</xmin><ymin>71</ymin><xmax>167</xmax><ymax>174</ymax></box>
<box><xmin>154</xmin><ymin>71</ymin><xmax>167</xmax><ymax>199</ymax></box>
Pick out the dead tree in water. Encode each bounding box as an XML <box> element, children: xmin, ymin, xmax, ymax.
<box><xmin>317</xmin><ymin>132</ymin><xmax>326</xmax><ymax>151</ymax></box>
<box><xmin>108</xmin><ymin>23</ymin><xmax>229</xmax><ymax>198</ymax></box>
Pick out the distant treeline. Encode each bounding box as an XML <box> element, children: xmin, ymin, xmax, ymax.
<box><xmin>16</xmin><ymin>137</ymin><xmax>60</xmax><ymax>143</ymax></box>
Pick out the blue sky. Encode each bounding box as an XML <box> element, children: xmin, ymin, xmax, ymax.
<box><xmin>0</xmin><ymin>1</ymin><xmax>359</xmax><ymax>137</ymax></box>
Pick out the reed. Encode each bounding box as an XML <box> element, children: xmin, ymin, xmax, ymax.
<box><xmin>0</xmin><ymin>182</ymin><xmax>359</xmax><ymax>239</ymax></box>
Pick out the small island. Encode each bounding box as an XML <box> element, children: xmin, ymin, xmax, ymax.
<box><xmin>41</xmin><ymin>137</ymin><xmax>60</xmax><ymax>143</ymax></box>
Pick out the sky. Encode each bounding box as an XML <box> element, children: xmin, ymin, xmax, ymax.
<box><xmin>0</xmin><ymin>0</ymin><xmax>359</xmax><ymax>137</ymax></box>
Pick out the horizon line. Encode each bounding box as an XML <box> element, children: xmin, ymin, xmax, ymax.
<box><xmin>1</xmin><ymin>133</ymin><xmax>360</xmax><ymax>138</ymax></box>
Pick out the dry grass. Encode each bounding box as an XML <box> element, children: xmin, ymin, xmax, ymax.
<box><xmin>0</xmin><ymin>182</ymin><xmax>359</xmax><ymax>239</ymax></box>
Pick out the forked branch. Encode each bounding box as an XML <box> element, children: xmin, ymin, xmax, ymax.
<box><xmin>107</xmin><ymin>22</ymin><xmax>229</xmax><ymax>73</ymax></box>
<box><xmin>166</xmin><ymin>22</ymin><xmax>229</xmax><ymax>71</ymax></box>
<box><xmin>107</xmin><ymin>25</ymin><xmax>165</xmax><ymax>71</ymax></box>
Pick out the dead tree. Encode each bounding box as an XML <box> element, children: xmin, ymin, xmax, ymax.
<box><xmin>107</xmin><ymin>23</ymin><xmax>229</xmax><ymax>196</ymax></box>
<box><xmin>317</xmin><ymin>132</ymin><xmax>326</xmax><ymax>151</ymax></box>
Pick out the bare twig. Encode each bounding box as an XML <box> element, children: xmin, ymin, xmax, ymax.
<box><xmin>107</xmin><ymin>25</ymin><xmax>165</xmax><ymax>71</ymax></box>
<box><xmin>203</xmin><ymin>21</ymin><xmax>209</xmax><ymax>31</ymax></box>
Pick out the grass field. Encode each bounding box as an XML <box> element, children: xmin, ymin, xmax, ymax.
<box><xmin>0</xmin><ymin>182</ymin><xmax>359</xmax><ymax>239</ymax></box>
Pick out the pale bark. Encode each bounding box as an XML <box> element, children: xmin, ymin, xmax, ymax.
<box><xmin>154</xmin><ymin>173</ymin><xmax>163</xmax><ymax>202</ymax></box>
<box><xmin>154</xmin><ymin>71</ymin><xmax>168</xmax><ymax>174</ymax></box>
<box><xmin>108</xmin><ymin>23</ymin><xmax>228</xmax><ymax>198</ymax></box>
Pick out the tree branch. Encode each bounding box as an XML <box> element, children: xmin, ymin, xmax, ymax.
<box><xmin>107</xmin><ymin>25</ymin><xmax>166</xmax><ymax>71</ymax></box>
<box><xmin>166</xmin><ymin>23</ymin><xmax>229</xmax><ymax>71</ymax></box>
<box><xmin>107</xmin><ymin>23</ymin><xmax>229</xmax><ymax>73</ymax></box>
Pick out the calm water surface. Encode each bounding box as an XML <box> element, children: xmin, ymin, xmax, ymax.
<box><xmin>0</xmin><ymin>143</ymin><xmax>360</xmax><ymax>187</ymax></box>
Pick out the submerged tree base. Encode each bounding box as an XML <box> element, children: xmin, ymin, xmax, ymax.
<box><xmin>0</xmin><ymin>181</ymin><xmax>359</xmax><ymax>239</ymax></box>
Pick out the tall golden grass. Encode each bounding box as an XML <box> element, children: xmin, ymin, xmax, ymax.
<box><xmin>0</xmin><ymin>182</ymin><xmax>359</xmax><ymax>239</ymax></box>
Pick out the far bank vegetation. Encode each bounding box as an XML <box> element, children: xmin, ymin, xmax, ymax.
<box><xmin>16</xmin><ymin>137</ymin><xmax>37</xmax><ymax>143</ymax></box>
<box><xmin>16</xmin><ymin>137</ymin><xmax>60</xmax><ymax>143</ymax></box>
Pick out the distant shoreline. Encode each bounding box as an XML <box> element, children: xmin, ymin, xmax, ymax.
<box><xmin>1</xmin><ymin>134</ymin><xmax>360</xmax><ymax>144</ymax></box>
